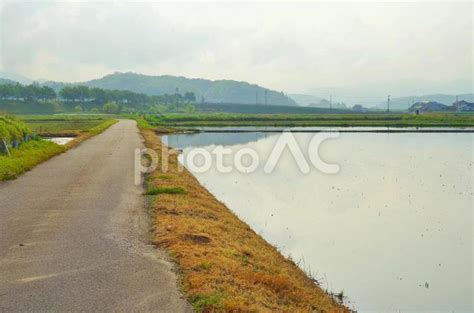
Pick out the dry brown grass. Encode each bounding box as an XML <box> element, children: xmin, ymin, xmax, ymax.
<box><xmin>141</xmin><ymin>129</ymin><xmax>350</xmax><ymax>313</ymax></box>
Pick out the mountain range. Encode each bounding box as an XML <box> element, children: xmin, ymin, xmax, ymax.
<box><xmin>42</xmin><ymin>72</ymin><xmax>296</xmax><ymax>106</ymax></box>
<box><xmin>290</xmin><ymin>92</ymin><xmax>474</xmax><ymax>111</ymax></box>
<box><xmin>1</xmin><ymin>71</ymin><xmax>472</xmax><ymax>110</ymax></box>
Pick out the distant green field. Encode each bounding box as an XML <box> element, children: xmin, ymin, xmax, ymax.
<box><xmin>145</xmin><ymin>112</ymin><xmax>474</xmax><ymax>128</ymax></box>
<box><xmin>20</xmin><ymin>114</ymin><xmax>115</xmax><ymax>135</ymax></box>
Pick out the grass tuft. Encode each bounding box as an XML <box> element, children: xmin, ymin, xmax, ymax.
<box><xmin>157</xmin><ymin>174</ymin><xmax>172</xmax><ymax>180</ymax></box>
<box><xmin>146</xmin><ymin>186</ymin><xmax>186</xmax><ymax>195</ymax></box>
<box><xmin>194</xmin><ymin>261</ymin><xmax>213</xmax><ymax>271</ymax></box>
<box><xmin>191</xmin><ymin>292</ymin><xmax>226</xmax><ymax>312</ymax></box>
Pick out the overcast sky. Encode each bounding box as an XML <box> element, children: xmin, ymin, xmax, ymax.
<box><xmin>0</xmin><ymin>1</ymin><xmax>472</xmax><ymax>99</ymax></box>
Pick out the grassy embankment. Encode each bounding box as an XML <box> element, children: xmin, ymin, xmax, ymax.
<box><xmin>139</xmin><ymin>122</ymin><xmax>350</xmax><ymax>312</ymax></box>
<box><xmin>146</xmin><ymin>112</ymin><xmax>474</xmax><ymax>128</ymax></box>
<box><xmin>0</xmin><ymin>115</ymin><xmax>116</xmax><ymax>180</ymax></box>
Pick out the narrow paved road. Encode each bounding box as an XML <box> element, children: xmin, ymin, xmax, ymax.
<box><xmin>0</xmin><ymin>120</ymin><xmax>191</xmax><ymax>312</ymax></box>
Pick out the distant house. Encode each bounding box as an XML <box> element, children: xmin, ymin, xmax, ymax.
<box><xmin>452</xmin><ymin>100</ymin><xmax>474</xmax><ymax>112</ymax></box>
<box><xmin>408</xmin><ymin>101</ymin><xmax>450</xmax><ymax>112</ymax></box>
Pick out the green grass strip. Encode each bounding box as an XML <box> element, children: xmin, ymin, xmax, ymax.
<box><xmin>0</xmin><ymin>140</ymin><xmax>65</xmax><ymax>180</ymax></box>
<box><xmin>146</xmin><ymin>186</ymin><xmax>186</xmax><ymax>195</ymax></box>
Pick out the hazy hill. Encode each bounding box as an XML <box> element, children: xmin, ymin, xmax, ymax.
<box><xmin>43</xmin><ymin>72</ymin><xmax>296</xmax><ymax>106</ymax></box>
<box><xmin>289</xmin><ymin>94</ymin><xmax>324</xmax><ymax>106</ymax></box>
<box><xmin>377</xmin><ymin>93</ymin><xmax>474</xmax><ymax>111</ymax></box>
<box><xmin>0</xmin><ymin>78</ymin><xmax>18</xmax><ymax>85</ymax></box>
<box><xmin>0</xmin><ymin>71</ymin><xmax>32</xmax><ymax>85</ymax></box>
<box><xmin>289</xmin><ymin>94</ymin><xmax>350</xmax><ymax>109</ymax></box>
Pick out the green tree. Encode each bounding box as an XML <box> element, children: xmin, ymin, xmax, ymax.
<box><xmin>59</xmin><ymin>85</ymin><xmax>90</xmax><ymax>102</ymax></box>
<box><xmin>102</xmin><ymin>101</ymin><xmax>121</xmax><ymax>114</ymax></box>
<box><xmin>184</xmin><ymin>92</ymin><xmax>196</xmax><ymax>103</ymax></box>
<box><xmin>59</xmin><ymin>86</ymin><xmax>77</xmax><ymax>101</ymax></box>
<box><xmin>40</xmin><ymin>86</ymin><xmax>56</xmax><ymax>101</ymax></box>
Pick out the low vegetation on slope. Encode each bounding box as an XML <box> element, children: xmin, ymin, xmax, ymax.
<box><xmin>141</xmin><ymin>129</ymin><xmax>349</xmax><ymax>312</ymax></box>
<box><xmin>0</xmin><ymin>139</ymin><xmax>65</xmax><ymax>180</ymax></box>
<box><xmin>0</xmin><ymin>114</ymin><xmax>32</xmax><ymax>148</ymax></box>
<box><xmin>0</xmin><ymin>114</ymin><xmax>63</xmax><ymax>180</ymax></box>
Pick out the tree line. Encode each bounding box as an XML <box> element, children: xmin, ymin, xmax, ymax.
<box><xmin>0</xmin><ymin>83</ymin><xmax>196</xmax><ymax>107</ymax></box>
<box><xmin>0</xmin><ymin>83</ymin><xmax>56</xmax><ymax>101</ymax></box>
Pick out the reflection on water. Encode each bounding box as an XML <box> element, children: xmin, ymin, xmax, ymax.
<box><xmin>164</xmin><ymin>131</ymin><xmax>268</xmax><ymax>148</ymax></box>
<box><xmin>44</xmin><ymin>137</ymin><xmax>75</xmax><ymax>145</ymax></box>
<box><xmin>163</xmin><ymin>130</ymin><xmax>473</xmax><ymax>313</ymax></box>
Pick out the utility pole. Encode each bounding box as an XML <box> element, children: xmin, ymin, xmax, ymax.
<box><xmin>264</xmin><ymin>89</ymin><xmax>268</xmax><ymax>105</ymax></box>
<box><xmin>330</xmin><ymin>95</ymin><xmax>332</xmax><ymax>109</ymax></box>
<box><xmin>387</xmin><ymin>95</ymin><xmax>391</xmax><ymax>113</ymax></box>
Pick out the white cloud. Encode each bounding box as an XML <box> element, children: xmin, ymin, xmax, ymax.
<box><xmin>0</xmin><ymin>0</ymin><xmax>472</xmax><ymax>97</ymax></box>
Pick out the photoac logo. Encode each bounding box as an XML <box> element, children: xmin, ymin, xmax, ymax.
<box><xmin>135</xmin><ymin>131</ymin><xmax>340</xmax><ymax>185</ymax></box>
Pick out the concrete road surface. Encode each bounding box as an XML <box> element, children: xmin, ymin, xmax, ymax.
<box><xmin>0</xmin><ymin>120</ymin><xmax>191</xmax><ymax>312</ymax></box>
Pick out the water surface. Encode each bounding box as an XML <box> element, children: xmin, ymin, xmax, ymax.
<box><xmin>44</xmin><ymin>137</ymin><xmax>75</xmax><ymax>145</ymax></box>
<box><xmin>164</xmin><ymin>129</ymin><xmax>473</xmax><ymax>313</ymax></box>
